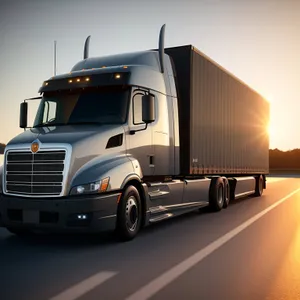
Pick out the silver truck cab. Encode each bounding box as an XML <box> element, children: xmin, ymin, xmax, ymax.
<box><xmin>0</xmin><ymin>25</ymin><xmax>183</xmax><ymax>240</ymax></box>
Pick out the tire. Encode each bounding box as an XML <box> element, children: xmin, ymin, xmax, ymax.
<box><xmin>223</xmin><ymin>178</ymin><xmax>230</xmax><ymax>208</ymax></box>
<box><xmin>209</xmin><ymin>177</ymin><xmax>224</xmax><ymax>212</ymax></box>
<box><xmin>6</xmin><ymin>227</ymin><xmax>33</xmax><ymax>237</ymax></box>
<box><xmin>116</xmin><ymin>185</ymin><xmax>142</xmax><ymax>241</ymax></box>
<box><xmin>254</xmin><ymin>175</ymin><xmax>264</xmax><ymax>197</ymax></box>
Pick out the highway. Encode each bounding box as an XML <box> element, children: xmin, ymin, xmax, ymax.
<box><xmin>1</xmin><ymin>176</ymin><xmax>300</xmax><ymax>300</ymax></box>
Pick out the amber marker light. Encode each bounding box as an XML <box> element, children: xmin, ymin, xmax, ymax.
<box><xmin>117</xmin><ymin>193</ymin><xmax>122</xmax><ymax>203</ymax></box>
<box><xmin>99</xmin><ymin>177</ymin><xmax>110</xmax><ymax>193</ymax></box>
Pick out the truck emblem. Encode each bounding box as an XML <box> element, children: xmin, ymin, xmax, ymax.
<box><xmin>31</xmin><ymin>139</ymin><xmax>40</xmax><ymax>153</ymax></box>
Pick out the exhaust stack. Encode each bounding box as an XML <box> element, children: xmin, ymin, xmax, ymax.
<box><xmin>84</xmin><ymin>35</ymin><xmax>91</xmax><ymax>59</ymax></box>
<box><xmin>158</xmin><ymin>24</ymin><xmax>166</xmax><ymax>73</ymax></box>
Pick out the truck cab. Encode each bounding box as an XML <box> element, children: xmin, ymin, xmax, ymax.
<box><xmin>0</xmin><ymin>25</ymin><xmax>184</xmax><ymax>240</ymax></box>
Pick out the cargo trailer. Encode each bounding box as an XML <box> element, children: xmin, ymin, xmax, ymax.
<box><xmin>165</xmin><ymin>45</ymin><xmax>269</xmax><ymax>176</ymax></box>
<box><xmin>0</xmin><ymin>25</ymin><xmax>269</xmax><ymax>241</ymax></box>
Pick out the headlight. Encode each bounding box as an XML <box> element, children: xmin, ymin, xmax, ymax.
<box><xmin>70</xmin><ymin>177</ymin><xmax>110</xmax><ymax>195</ymax></box>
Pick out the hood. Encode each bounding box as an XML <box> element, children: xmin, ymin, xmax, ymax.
<box><xmin>7</xmin><ymin>124</ymin><xmax>123</xmax><ymax>146</ymax></box>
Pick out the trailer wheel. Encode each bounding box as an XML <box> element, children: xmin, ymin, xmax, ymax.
<box><xmin>223</xmin><ymin>178</ymin><xmax>230</xmax><ymax>208</ymax></box>
<box><xmin>116</xmin><ymin>185</ymin><xmax>142</xmax><ymax>241</ymax></box>
<box><xmin>254</xmin><ymin>175</ymin><xmax>264</xmax><ymax>197</ymax></box>
<box><xmin>209</xmin><ymin>177</ymin><xmax>224</xmax><ymax>211</ymax></box>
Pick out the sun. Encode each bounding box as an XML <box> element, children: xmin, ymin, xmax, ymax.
<box><xmin>267</xmin><ymin>123</ymin><xmax>272</xmax><ymax>136</ymax></box>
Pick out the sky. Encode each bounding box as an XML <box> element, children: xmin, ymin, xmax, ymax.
<box><xmin>0</xmin><ymin>0</ymin><xmax>299</xmax><ymax>150</ymax></box>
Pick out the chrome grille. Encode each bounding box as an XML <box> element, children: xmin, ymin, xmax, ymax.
<box><xmin>5</xmin><ymin>150</ymin><xmax>66</xmax><ymax>195</ymax></box>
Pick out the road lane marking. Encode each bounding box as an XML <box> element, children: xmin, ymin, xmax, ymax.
<box><xmin>126</xmin><ymin>187</ymin><xmax>300</xmax><ymax>300</ymax></box>
<box><xmin>49</xmin><ymin>271</ymin><xmax>117</xmax><ymax>300</ymax></box>
<box><xmin>267</xmin><ymin>177</ymin><xmax>288</xmax><ymax>183</ymax></box>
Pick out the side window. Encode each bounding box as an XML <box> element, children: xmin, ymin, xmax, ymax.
<box><xmin>133</xmin><ymin>93</ymin><xmax>144</xmax><ymax>125</ymax></box>
<box><xmin>42</xmin><ymin>101</ymin><xmax>57</xmax><ymax>123</ymax></box>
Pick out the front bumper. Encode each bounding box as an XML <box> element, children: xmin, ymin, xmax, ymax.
<box><xmin>0</xmin><ymin>192</ymin><xmax>121</xmax><ymax>233</ymax></box>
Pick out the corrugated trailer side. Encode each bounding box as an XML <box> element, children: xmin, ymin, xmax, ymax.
<box><xmin>166</xmin><ymin>45</ymin><xmax>269</xmax><ymax>176</ymax></box>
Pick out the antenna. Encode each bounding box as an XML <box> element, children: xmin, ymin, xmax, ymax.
<box><xmin>158</xmin><ymin>24</ymin><xmax>166</xmax><ymax>73</ymax></box>
<box><xmin>54</xmin><ymin>40</ymin><xmax>57</xmax><ymax>76</ymax></box>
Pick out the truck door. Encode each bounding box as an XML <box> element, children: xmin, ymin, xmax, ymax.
<box><xmin>127</xmin><ymin>88</ymin><xmax>154</xmax><ymax>176</ymax></box>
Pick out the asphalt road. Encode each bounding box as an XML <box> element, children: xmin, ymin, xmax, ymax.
<box><xmin>1</xmin><ymin>176</ymin><xmax>300</xmax><ymax>300</ymax></box>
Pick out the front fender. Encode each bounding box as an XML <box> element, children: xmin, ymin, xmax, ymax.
<box><xmin>69</xmin><ymin>154</ymin><xmax>143</xmax><ymax>193</ymax></box>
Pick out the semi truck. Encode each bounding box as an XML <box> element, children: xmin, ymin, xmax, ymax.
<box><xmin>0</xmin><ymin>25</ymin><xmax>269</xmax><ymax>241</ymax></box>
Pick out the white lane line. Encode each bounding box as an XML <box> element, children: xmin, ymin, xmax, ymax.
<box><xmin>49</xmin><ymin>271</ymin><xmax>117</xmax><ymax>300</ymax></box>
<box><xmin>126</xmin><ymin>187</ymin><xmax>300</xmax><ymax>300</ymax></box>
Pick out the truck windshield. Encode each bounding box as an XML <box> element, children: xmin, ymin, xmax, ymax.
<box><xmin>33</xmin><ymin>86</ymin><xmax>130</xmax><ymax>127</ymax></box>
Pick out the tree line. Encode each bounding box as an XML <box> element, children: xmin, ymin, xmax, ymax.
<box><xmin>269</xmin><ymin>148</ymin><xmax>300</xmax><ymax>169</ymax></box>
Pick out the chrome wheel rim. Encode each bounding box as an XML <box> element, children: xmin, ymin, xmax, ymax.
<box><xmin>125</xmin><ymin>196</ymin><xmax>138</xmax><ymax>232</ymax></box>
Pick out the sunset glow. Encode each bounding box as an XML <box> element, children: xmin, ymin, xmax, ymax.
<box><xmin>0</xmin><ymin>1</ymin><xmax>299</xmax><ymax>151</ymax></box>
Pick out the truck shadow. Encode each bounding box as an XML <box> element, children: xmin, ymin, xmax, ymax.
<box><xmin>2</xmin><ymin>230</ymin><xmax>118</xmax><ymax>249</ymax></box>
<box><xmin>1</xmin><ymin>195</ymin><xmax>255</xmax><ymax>248</ymax></box>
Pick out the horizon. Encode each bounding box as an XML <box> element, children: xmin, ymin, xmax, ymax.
<box><xmin>1</xmin><ymin>0</ymin><xmax>300</xmax><ymax>150</ymax></box>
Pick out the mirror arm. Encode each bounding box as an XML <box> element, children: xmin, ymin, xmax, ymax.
<box><xmin>129</xmin><ymin>123</ymin><xmax>148</xmax><ymax>135</ymax></box>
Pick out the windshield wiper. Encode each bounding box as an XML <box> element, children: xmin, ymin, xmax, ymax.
<box><xmin>34</xmin><ymin>121</ymin><xmax>104</xmax><ymax>128</ymax></box>
<box><xmin>34</xmin><ymin>122</ymin><xmax>69</xmax><ymax>127</ymax></box>
<box><xmin>67</xmin><ymin>121</ymin><xmax>103</xmax><ymax>125</ymax></box>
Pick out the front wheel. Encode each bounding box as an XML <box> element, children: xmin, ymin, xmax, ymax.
<box><xmin>116</xmin><ymin>185</ymin><xmax>142</xmax><ymax>241</ymax></box>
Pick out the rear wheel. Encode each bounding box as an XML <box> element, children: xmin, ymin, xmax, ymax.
<box><xmin>223</xmin><ymin>178</ymin><xmax>230</xmax><ymax>208</ymax></box>
<box><xmin>254</xmin><ymin>175</ymin><xmax>264</xmax><ymax>197</ymax></box>
<box><xmin>116</xmin><ymin>185</ymin><xmax>142</xmax><ymax>241</ymax></box>
<box><xmin>209</xmin><ymin>177</ymin><xmax>224</xmax><ymax>211</ymax></box>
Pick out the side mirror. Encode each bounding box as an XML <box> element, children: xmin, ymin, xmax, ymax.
<box><xmin>142</xmin><ymin>94</ymin><xmax>155</xmax><ymax>124</ymax></box>
<box><xmin>20</xmin><ymin>102</ymin><xmax>28</xmax><ymax>128</ymax></box>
